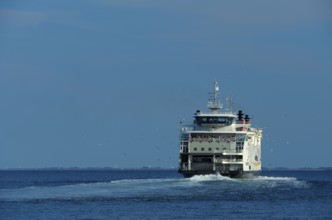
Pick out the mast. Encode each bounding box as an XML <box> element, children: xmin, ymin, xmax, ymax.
<box><xmin>207</xmin><ymin>81</ymin><xmax>222</xmax><ymax>112</ymax></box>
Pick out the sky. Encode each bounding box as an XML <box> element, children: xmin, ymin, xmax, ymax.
<box><xmin>0</xmin><ymin>0</ymin><xmax>331</xmax><ymax>169</ymax></box>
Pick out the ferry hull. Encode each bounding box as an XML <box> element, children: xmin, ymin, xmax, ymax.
<box><xmin>179</xmin><ymin>170</ymin><xmax>260</xmax><ymax>178</ymax></box>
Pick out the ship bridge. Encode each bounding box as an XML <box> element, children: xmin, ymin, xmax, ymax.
<box><xmin>194</xmin><ymin>112</ymin><xmax>236</xmax><ymax>127</ymax></box>
<box><xmin>193</xmin><ymin>82</ymin><xmax>237</xmax><ymax>128</ymax></box>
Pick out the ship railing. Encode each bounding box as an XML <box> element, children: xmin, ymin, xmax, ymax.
<box><xmin>181</xmin><ymin>127</ymin><xmax>194</xmax><ymax>132</ymax></box>
<box><xmin>222</xmin><ymin>159</ymin><xmax>243</xmax><ymax>162</ymax></box>
<box><xmin>207</xmin><ymin>102</ymin><xmax>222</xmax><ymax>109</ymax></box>
<box><xmin>214</xmin><ymin>158</ymin><xmax>243</xmax><ymax>163</ymax></box>
<box><xmin>190</xmin><ymin>137</ymin><xmax>236</xmax><ymax>143</ymax></box>
<box><xmin>213</xmin><ymin>149</ymin><xmax>243</xmax><ymax>154</ymax></box>
<box><xmin>223</xmin><ymin>149</ymin><xmax>243</xmax><ymax>154</ymax></box>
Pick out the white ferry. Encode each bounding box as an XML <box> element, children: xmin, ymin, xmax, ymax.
<box><xmin>178</xmin><ymin>82</ymin><xmax>262</xmax><ymax>177</ymax></box>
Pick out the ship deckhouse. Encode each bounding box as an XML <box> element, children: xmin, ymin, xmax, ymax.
<box><xmin>178</xmin><ymin>82</ymin><xmax>262</xmax><ymax>178</ymax></box>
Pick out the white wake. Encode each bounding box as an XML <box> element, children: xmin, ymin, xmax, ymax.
<box><xmin>0</xmin><ymin>175</ymin><xmax>309</xmax><ymax>201</ymax></box>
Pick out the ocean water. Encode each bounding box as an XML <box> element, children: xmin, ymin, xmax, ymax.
<box><xmin>0</xmin><ymin>170</ymin><xmax>331</xmax><ymax>219</ymax></box>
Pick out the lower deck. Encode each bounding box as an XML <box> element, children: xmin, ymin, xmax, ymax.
<box><xmin>179</xmin><ymin>169</ymin><xmax>260</xmax><ymax>178</ymax></box>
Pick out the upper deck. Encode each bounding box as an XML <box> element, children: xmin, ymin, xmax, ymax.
<box><xmin>181</xmin><ymin>82</ymin><xmax>253</xmax><ymax>133</ymax></box>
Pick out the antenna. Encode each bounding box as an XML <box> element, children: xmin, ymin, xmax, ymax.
<box><xmin>214</xmin><ymin>81</ymin><xmax>219</xmax><ymax>105</ymax></box>
<box><xmin>207</xmin><ymin>81</ymin><xmax>222</xmax><ymax>112</ymax></box>
<box><xmin>228</xmin><ymin>95</ymin><xmax>233</xmax><ymax>113</ymax></box>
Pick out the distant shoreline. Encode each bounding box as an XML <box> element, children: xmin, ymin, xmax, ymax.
<box><xmin>0</xmin><ymin>167</ymin><xmax>177</xmax><ymax>171</ymax></box>
<box><xmin>262</xmin><ymin>167</ymin><xmax>332</xmax><ymax>171</ymax></box>
<box><xmin>0</xmin><ymin>167</ymin><xmax>331</xmax><ymax>171</ymax></box>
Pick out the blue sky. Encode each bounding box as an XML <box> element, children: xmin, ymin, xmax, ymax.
<box><xmin>0</xmin><ymin>0</ymin><xmax>331</xmax><ymax>168</ymax></box>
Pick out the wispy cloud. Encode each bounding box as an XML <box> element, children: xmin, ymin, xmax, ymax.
<box><xmin>0</xmin><ymin>9</ymin><xmax>46</xmax><ymax>26</ymax></box>
<box><xmin>0</xmin><ymin>8</ymin><xmax>106</xmax><ymax>32</ymax></box>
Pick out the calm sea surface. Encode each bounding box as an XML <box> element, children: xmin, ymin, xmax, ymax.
<box><xmin>0</xmin><ymin>169</ymin><xmax>331</xmax><ymax>219</ymax></box>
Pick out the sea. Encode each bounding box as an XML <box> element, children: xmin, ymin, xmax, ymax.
<box><xmin>0</xmin><ymin>169</ymin><xmax>331</xmax><ymax>220</ymax></box>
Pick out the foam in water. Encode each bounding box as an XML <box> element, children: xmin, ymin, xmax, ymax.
<box><xmin>242</xmin><ymin>175</ymin><xmax>310</xmax><ymax>189</ymax></box>
<box><xmin>110</xmin><ymin>178</ymin><xmax>177</xmax><ymax>185</ymax></box>
<box><xmin>255</xmin><ymin>176</ymin><xmax>297</xmax><ymax>181</ymax></box>
<box><xmin>0</xmin><ymin>175</ymin><xmax>309</xmax><ymax>201</ymax></box>
<box><xmin>188</xmin><ymin>174</ymin><xmax>235</xmax><ymax>182</ymax></box>
<box><xmin>185</xmin><ymin>174</ymin><xmax>309</xmax><ymax>189</ymax></box>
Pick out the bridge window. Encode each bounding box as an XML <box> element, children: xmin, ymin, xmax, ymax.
<box><xmin>195</xmin><ymin>116</ymin><xmax>233</xmax><ymax>126</ymax></box>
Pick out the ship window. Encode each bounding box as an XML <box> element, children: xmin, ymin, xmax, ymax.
<box><xmin>202</xmin><ymin>157</ymin><xmax>212</xmax><ymax>163</ymax></box>
<box><xmin>201</xmin><ymin>148</ymin><xmax>204</xmax><ymax>151</ymax></box>
<box><xmin>194</xmin><ymin>148</ymin><xmax>197</xmax><ymax>151</ymax></box>
<box><xmin>195</xmin><ymin>116</ymin><xmax>233</xmax><ymax>126</ymax></box>
<box><xmin>236</xmin><ymin>134</ymin><xmax>246</xmax><ymax>142</ymax></box>
<box><xmin>216</xmin><ymin>148</ymin><xmax>219</xmax><ymax>151</ymax></box>
<box><xmin>208</xmin><ymin>148</ymin><xmax>212</xmax><ymax>151</ymax></box>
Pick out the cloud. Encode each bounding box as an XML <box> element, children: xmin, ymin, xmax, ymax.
<box><xmin>0</xmin><ymin>9</ymin><xmax>46</xmax><ymax>26</ymax></box>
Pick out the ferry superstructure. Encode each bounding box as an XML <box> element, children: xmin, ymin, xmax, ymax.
<box><xmin>178</xmin><ymin>82</ymin><xmax>262</xmax><ymax>177</ymax></box>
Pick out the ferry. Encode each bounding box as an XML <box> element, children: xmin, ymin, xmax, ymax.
<box><xmin>178</xmin><ymin>82</ymin><xmax>262</xmax><ymax>178</ymax></box>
